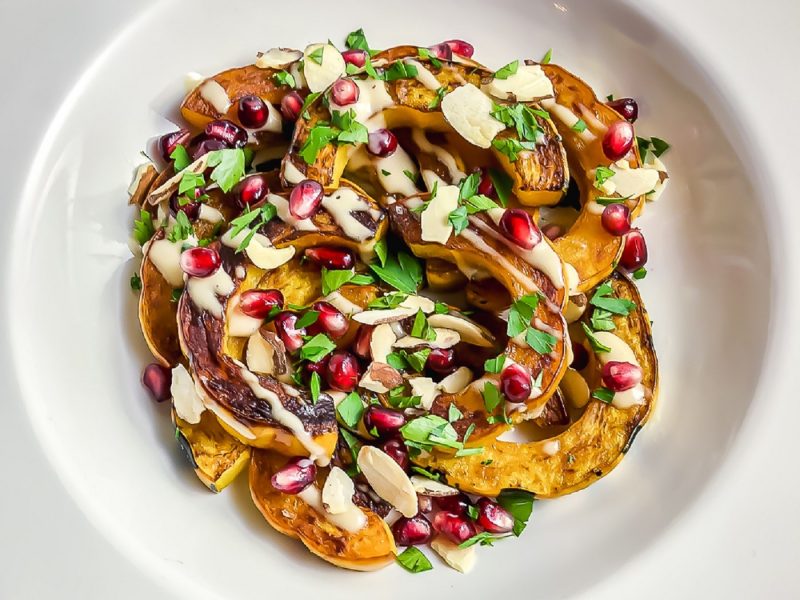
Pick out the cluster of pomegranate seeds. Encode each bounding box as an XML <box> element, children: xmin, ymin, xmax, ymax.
<box><xmin>444</xmin><ymin>39</ymin><xmax>474</xmax><ymax>58</ymax></box>
<box><xmin>602</xmin><ymin>120</ymin><xmax>635</xmax><ymax>161</ymax></box>
<box><xmin>392</xmin><ymin>515</ymin><xmax>433</xmax><ymax>546</ymax></box>
<box><xmin>433</xmin><ymin>511</ymin><xmax>477</xmax><ymax>544</ymax></box>
<box><xmin>270</xmin><ymin>456</ymin><xmax>316</xmax><ymax>494</ymax></box>
<box><xmin>158</xmin><ymin>129</ymin><xmax>191</xmax><ymax>161</ymax></box>
<box><xmin>500</xmin><ymin>209</ymin><xmax>542</xmax><ymax>250</ymax></box>
<box><xmin>363</xmin><ymin>405</ymin><xmax>406</xmax><ymax>436</ymax></box>
<box><xmin>476</xmin><ymin>497</ymin><xmax>514</xmax><ymax>534</ymax></box>
<box><xmin>331</xmin><ymin>78</ymin><xmax>360</xmax><ymax>106</ymax></box>
<box><xmin>620</xmin><ymin>229</ymin><xmax>648</xmax><ymax>270</ymax></box>
<box><xmin>274</xmin><ymin>312</ymin><xmax>307</xmax><ymax>352</ymax></box>
<box><xmin>367</xmin><ymin>128</ymin><xmax>398</xmax><ymax>157</ymax></box>
<box><xmin>341</xmin><ymin>49</ymin><xmax>367</xmax><ymax>68</ymax></box>
<box><xmin>204</xmin><ymin>119</ymin><xmax>248</xmax><ymax>148</ymax></box>
<box><xmin>289</xmin><ymin>179</ymin><xmax>324</xmax><ymax>219</ymax></box>
<box><xmin>280</xmin><ymin>92</ymin><xmax>304</xmax><ymax>122</ymax></box>
<box><xmin>307</xmin><ymin>301</ymin><xmax>348</xmax><ymax>339</ymax></box>
<box><xmin>426</xmin><ymin>348</ymin><xmax>456</xmax><ymax>375</ymax></box>
<box><xmin>142</xmin><ymin>363</ymin><xmax>171</xmax><ymax>402</ymax></box>
<box><xmin>606</xmin><ymin>97</ymin><xmax>639</xmax><ymax>123</ymax></box>
<box><xmin>381</xmin><ymin>437</ymin><xmax>410</xmax><ymax>470</ymax></box>
<box><xmin>169</xmin><ymin>191</ymin><xmax>201</xmax><ymax>221</ymax></box>
<box><xmin>601</xmin><ymin>203</ymin><xmax>631</xmax><ymax>236</ymax></box>
<box><xmin>571</xmin><ymin>341</ymin><xmax>590</xmax><ymax>371</ymax></box>
<box><xmin>180</xmin><ymin>247</ymin><xmax>221</xmax><ymax>278</ymax></box>
<box><xmin>436</xmin><ymin>493</ymin><xmax>471</xmax><ymax>516</ymax></box>
<box><xmin>191</xmin><ymin>137</ymin><xmax>227</xmax><ymax>160</ymax></box>
<box><xmin>353</xmin><ymin>325</ymin><xmax>373</xmax><ymax>359</ymax></box>
<box><xmin>500</xmin><ymin>363</ymin><xmax>532</xmax><ymax>403</ymax></box>
<box><xmin>239</xmin><ymin>289</ymin><xmax>284</xmax><ymax>319</ymax></box>
<box><xmin>325</xmin><ymin>350</ymin><xmax>361</xmax><ymax>392</ymax></box>
<box><xmin>237</xmin><ymin>95</ymin><xmax>269</xmax><ymax>129</ymax></box>
<box><xmin>233</xmin><ymin>174</ymin><xmax>269</xmax><ymax>209</ymax></box>
<box><xmin>601</xmin><ymin>360</ymin><xmax>642</xmax><ymax>392</ymax></box>
<box><xmin>477</xmin><ymin>167</ymin><xmax>495</xmax><ymax>198</ymax></box>
<box><xmin>304</xmin><ymin>246</ymin><xmax>355</xmax><ymax>270</ymax></box>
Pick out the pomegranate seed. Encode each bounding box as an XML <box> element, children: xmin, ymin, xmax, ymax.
<box><xmin>240</xmin><ymin>289</ymin><xmax>284</xmax><ymax>319</ymax></box>
<box><xmin>191</xmin><ymin>137</ymin><xmax>228</xmax><ymax>160</ymax></box>
<box><xmin>607</xmin><ymin>97</ymin><xmax>639</xmax><ymax>123</ymax></box>
<box><xmin>476</xmin><ymin>497</ymin><xmax>514</xmax><ymax>534</ymax></box>
<box><xmin>204</xmin><ymin>119</ymin><xmax>247</xmax><ymax>148</ymax></box>
<box><xmin>142</xmin><ymin>363</ymin><xmax>171</xmax><ymax>402</ymax></box>
<box><xmin>233</xmin><ymin>174</ymin><xmax>269</xmax><ymax>209</ymax></box>
<box><xmin>237</xmin><ymin>94</ymin><xmax>269</xmax><ymax>129</ymax></box>
<box><xmin>428</xmin><ymin>43</ymin><xmax>453</xmax><ymax>61</ymax></box>
<box><xmin>444</xmin><ymin>39</ymin><xmax>474</xmax><ymax>58</ymax></box>
<box><xmin>342</xmin><ymin>49</ymin><xmax>367</xmax><ymax>68</ymax></box>
<box><xmin>500</xmin><ymin>209</ymin><xmax>541</xmax><ymax>250</ymax></box>
<box><xmin>435</xmin><ymin>493</ymin><xmax>472</xmax><ymax>516</ymax></box>
<box><xmin>289</xmin><ymin>179</ymin><xmax>324</xmax><ymax>219</ymax></box>
<box><xmin>477</xmin><ymin>167</ymin><xmax>495</xmax><ymax>198</ymax></box>
<box><xmin>274</xmin><ymin>312</ymin><xmax>307</xmax><ymax>353</ymax></box>
<box><xmin>542</xmin><ymin>224</ymin><xmax>564</xmax><ymax>240</ymax></box>
<box><xmin>304</xmin><ymin>246</ymin><xmax>355</xmax><ymax>270</ymax></box>
<box><xmin>571</xmin><ymin>342</ymin><xmax>589</xmax><ymax>371</ymax></box>
<box><xmin>601</xmin><ymin>360</ymin><xmax>642</xmax><ymax>392</ymax></box>
<box><xmin>281</xmin><ymin>91</ymin><xmax>304</xmax><ymax>121</ymax></box>
<box><xmin>427</xmin><ymin>348</ymin><xmax>456</xmax><ymax>375</ymax></box>
<box><xmin>304</xmin><ymin>355</ymin><xmax>330</xmax><ymax>378</ymax></box>
<box><xmin>433</xmin><ymin>511</ymin><xmax>477</xmax><ymax>544</ymax></box>
<box><xmin>381</xmin><ymin>437</ymin><xmax>409</xmax><ymax>470</ymax></box>
<box><xmin>169</xmin><ymin>193</ymin><xmax>201</xmax><ymax>221</ymax></box>
<box><xmin>367</xmin><ymin>128</ymin><xmax>398</xmax><ymax>157</ymax></box>
<box><xmin>620</xmin><ymin>229</ymin><xmax>648</xmax><ymax>271</ymax></box>
<box><xmin>601</xmin><ymin>203</ymin><xmax>631</xmax><ymax>237</ymax></box>
<box><xmin>180</xmin><ymin>247</ymin><xmax>221</xmax><ymax>278</ymax></box>
<box><xmin>501</xmin><ymin>363</ymin><xmax>532</xmax><ymax>403</ymax></box>
<box><xmin>392</xmin><ymin>515</ymin><xmax>433</xmax><ymax>546</ymax></box>
<box><xmin>330</xmin><ymin>78</ymin><xmax>360</xmax><ymax>106</ymax></box>
<box><xmin>270</xmin><ymin>456</ymin><xmax>317</xmax><ymax>494</ymax></box>
<box><xmin>353</xmin><ymin>325</ymin><xmax>374</xmax><ymax>359</ymax></box>
<box><xmin>602</xmin><ymin>120</ymin><xmax>635</xmax><ymax>161</ymax></box>
<box><xmin>307</xmin><ymin>301</ymin><xmax>348</xmax><ymax>339</ymax></box>
<box><xmin>363</xmin><ymin>405</ymin><xmax>406</xmax><ymax>436</ymax></box>
<box><xmin>325</xmin><ymin>351</ymin><xmax>361</xmax><ymax>392</ymax></box>
<box><xmin>159</xmin><ymin>129</ymin><xmax>191</xmax><ymax>161</ymax></box>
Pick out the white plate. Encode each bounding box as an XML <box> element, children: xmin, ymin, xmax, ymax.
<box><xmin>2</xmin><ymin>0</ymin><xmax>799</xmax><ymax>598</ymax></box>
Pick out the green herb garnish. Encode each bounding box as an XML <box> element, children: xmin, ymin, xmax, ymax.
<box><xmin>396</xmin><ymin>547</ymin><xmax>433</xmax><ymax>573</ymax></box>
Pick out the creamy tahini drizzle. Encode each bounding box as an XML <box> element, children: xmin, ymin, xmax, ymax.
<box><xmin>239</xmin><ymin>367</ymin><xmax>330</xmax><ymax>465</ymax></box>
<box><xmin>267</xmin><ymin>194</ymin><xmax>318</xmax><ymax>231</ymax></box>
<box><xmin>186</xmin><ymin>267</ymin><xmax>235</xmax><ymax>318</ymax></box>
<box><xmin>147</xmin><ymin>238</ymin><xmax>184</xmax><ymax>287</ymax></box>
<box><xmin>540</xmin><ymin>99</ymin><xmax>596</xmax><ymax>143</ymax></box>
<box><xmin>592</xmin><ymin>331</ymin><xmax>646</xmax><ymax>409</ymax></box>
<box><xmin>458</xmin><ymin>229</ymin><xmax>538</xmax><ymax>294</ymax></box>
<box><xmin>297</xmin><ymin>484</ymin><xmax>367</xmax><ymax>532</ymax></box>
<box><xmin>321</xmin><ymin>188</ymin><xmax>379</xmax><ymax>241</ymax></box>
<box><xmin>404</xmin><ymin>59</ymin><xmax>441</xmax><ymax>90</ymax></box>
<box><xmin>199</xmin><ymin>80</ymin><xmax>231</xmax><ymax>115</ymax></box>
<box><xmin>199</xmin><ymin>204</ymin><xmax>225</xmax><ymax>224</ymax></box>
<box><xmin>411</xmin><ymin>128</ymin><xmax>466</xmax><ymax>183</ymax></box>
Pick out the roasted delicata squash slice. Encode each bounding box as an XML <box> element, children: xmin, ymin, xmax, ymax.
<box><xmin>419</xmin><ymin>272</ymin><xmax>656</xmax><ymax>497</ymax></box>
<box><xmin>250</xmin><ymin>450</ymin><xmax>396</xmax><ymax>571</ymax></box>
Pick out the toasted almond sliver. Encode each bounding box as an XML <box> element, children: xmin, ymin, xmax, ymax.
<box><xmin>431</xmin><ymin>535</ymin><xmax>477</xmax><ymax>573</ymax></box>
<box><xmin>321</xmin><ymin>466</ymin><xmax>356</xmax><ymax>515</ymax></box>
<box><xmin>356</xmin><ymin>446</ymin><xmax>418</xmax><ymax>517</ymax></box>
<box><xmin>409</xmin><ymin>475</ymin><xmax>459</xmax><ymax>497</ymax></box>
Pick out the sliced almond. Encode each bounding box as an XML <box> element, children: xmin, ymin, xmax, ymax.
<box><xmin>427</xmin><ymin>313</ymin><xmax>494</xmax><ymax>347</ymax></box>
<box><xmin>171</xmin><ymin>364</ymin><xmax>205</xmax><ymax>424</ymax></box>
<box><xmin>128</xmin><ymin>162</ymin><xmax>157</xmax><ymax>206</ymax></box>
<box><xmin>441</xmin><ymin>83</ymin><xmax>505</xmax><ymax>148</ymax></box>
<box><xmin>226</xmin><ymin>295</ymin><xmax>263</xmax><ymax>337</ymax></box>
<box><xmin>245</xmin><ymin>237</ymin><xmax>296</xmax><ymax>270</ymax></box>
<box><xmin>359</xmin><ymin>362</ymin><xmax>403</xmax><ymax>394</ymax></box>
<box><xmin>353</xmin><ymin>306</ymin><xmax>418</xmax><ymax>325</ymax></box>
<box><xmin>563</xmin><ymin>293</ymin><xmax>587</xmax><ymax>324</ymax></box>
<box><xmin>401</xmin><ymin>294</ymin><xmax>436</xmax><ymax>314</ymax></box>
<box><xmin>146</xmin><ymin>154</ymin><xmax>209</xmax><ymax>206</ymax></box>
<box><xmin>394</xmin><ymin>328</ymin><xmax>461</xmax><ymax>349</ymax></box>
<box><xmin>321</xmin><ymin>466</ymin><xmax>356</xmax><ymax>515</ymax></box>
<box><xmin>437</xmin><ymin>367</ymin><xmax>473</xmax><ymax>394</ymax></box>
<box><xmin>482</xmin><ymin>64</ymin><xmax>554</xmax><ymax>102</ymax></box>
<box><xmin>560</xmin><ymin>368</ymin><xmax>590</xmax><ymax>408</ymax></box>
<box><xmin>356</xmin><ymin>446</ymin><xmax>418</xmax><ymax>517</ymax></box>
<box><xmin>431</xmin><ymin>535</ymin><xmax>477</xmax><ymax>573</ymax></box>
<box><xmin>410</xmin><ymin>475</ymin><xmax>459</xmax><ymax>497</ymax></box>
<box><xmin>603</xmin><ymin>160</ymin><xmax>660</xmax><ymax>198</ymax></box>
<box><xmin>370</xmin><ymin>323</ymin><xmax>397</xmax><ymax>363</ymax></box>
<box><xmin>303</xmin><ymin>43</ymin><xmax>345</xmax><ymax>92</ymax></box>
<box><xmin>420</xmin><ymin>184</ymin><xmax>459</xmax><ymax>244</ymax></box>
<box><xmin>199</xmin><ymin>79</ymin><xmax>231</xmax><ymax>115</ymax></box>
<box><xmin>246</xmin><ymin>331</ymin><xmax>275</xmax><ymax>375</ymax></box>
<box><xmin>324</xmin><ymin>291</ymin><xmax>364</xmax><ymax>316</ymax></box>
<box><xmin>409</xmin><ymin>376</ymin><xmax>440</xmax><ymax>410</ymax></box>
<box><xmin>255</xmin><ymin>47</ymin><xmax>303</xmax><ymax>69</ymax></box>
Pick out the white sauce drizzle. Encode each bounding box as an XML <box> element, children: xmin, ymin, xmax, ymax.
<box><xmin>321</xmin><ymin>188</ymin><xmax>376</xmax><ymax>241</ymax></box>
<box><xmin>458</xmin><ymin>229</ymin><xmax>538</xmax><ymax>295</ymax></box>
<box><xmin>147</xmin><ymin>238</ymin><xmax>184</xmax><ymax>288</ymax></box>
<box><xmin>374</xmin><ymin>146</ymin><xmax>420</xmax><ymax>196</ymax></box>
<box><xmin>199</xmin><ymin>80</ymin><xmax>231</xmax><ymax>115</ymax></box>
<box><xmin>540</xmin><ymin>99</ymin><xmax>596</xmax><ymax>143</ymax></box>
<box><xmin>297</xmin><ymin>484</ymin><xmax>367</xmax><ymax>532</ymax></box>
<box><xmin>186</xmin><ymin>267</ymin><xmax>235</xmax><ymax>318</ymax></box>
<box><xmin>198</xmin><ymin>204</ymin><xmax>225</xmax><ymax>224</ymax></box>
<box><xmin>267</xmin><ymin>194</ymin><xmax>318</xmax><ymax>231</ymax></box>
<box><xmin>404</xmin><ymin>59</ymin><xmax>441</xmax><ymax>90</ymax></box>
<box><xmin>411</xmin><ymin>128</ymin><xmax>466</xmax><ymax>183</ymax></box>
<box><xmin>330</xmin><ymin>78</ymin><xmax>394</xmax><ymax>126</ymax></box>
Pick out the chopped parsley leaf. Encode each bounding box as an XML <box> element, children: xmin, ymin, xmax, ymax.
<box><xmin>383</xmin><ymin>61</ymin><xmax>419</xmax><ymax>81</ymax></box>
<box><xmin>581</xmin><ymin>322</ymin><xmax>612</xmax><ymax>353</ymax></box>
<box><xmin>526</xmin><ymin>328</ymin><xmax>557</xmax><ymax>354</ymax></box>
<box><xmin>571</xmin><ymin>119</ymin><xmax>587</xmax><ymax>133</ymax></box>
<box><xmin>396</xmin><ymin>547</ymin><xmax>433</xmax><ymax>573</ymax></box>
<box><xmin>494</xmin><ymin>59</ymin><xmax>519</xmax><ymax>80</ymax></box>
<box><xmin>488</xmin><ymin>168</ymin><xmax>513</xmax><ymax>207</ymax></box>
<box><xmin>299</xmin><ymin>333</ymin><xmax>336</xmax><ymax>362</ymax></box>
<box><xmin>273</xmin><ymin>70</ymin><xmax>296</xmax><ymax>88</ymax></box>
<box><xmin>369</xmin><ymin>251</ymin><xmax>423</xmax><ymax>294</ymax></box>
<box><xmin>170</xmin><ymin>144</ymin><xmax>191</xmax><ymax>171</ymax></box>
<box><xmin>484</xmin><ymin>354</ymin><xmax>506</xmax><ymax>374</ymax></box>
<box><xmin>294</xmin><ymin>311</ymin><xmax>319</xmax><ymax>329</ymax></box>
<box><xmin>540</xmin><ymin>48</ymin><xmax>553</xmax><ymax>64</ymax></box>
<box><xmin>307</xmin><ymin>46</ymin><xmax>324</xmax><ymax>65</ymax></box>
<box><xmin>167</xmin><ymin>210</ymin><xmax>193</xmax><ymax>243</ymax></box>
<box><xmin>206</xmin><ymin>148</ymin><xmax>246</xmax><ymax>192</ymax></box>
<box><xmin>590</xmin><ymin>281</ymin><xmax>636</xmax><ymax>315</ymax></box>
<box><xmin>309</xmin><ymin>372</ymin><xmax>321</xmax><ymax>403</ymax></box>
<box><xmin>132</xmin><ymin>209</ymin><xmax>155</xmax><ymax>246</ymax></box>
<box><xmin>592</xmin><ymin>387</ymin><xmax>614</xmax><ymax>403</ymax></box>
<box><xmin>633</xmin><ymin>267</ymin><xmax>647</xmax><ymax>280</ymax></box>
<box><xmin>497</xmin><ymin>489</ymin><xmax>535</xmax><ymax>536</ymax></box>
<box><xmin>336</xmin><ymin>391</ymin><xmax>364</xmax><ymax>428</ymax></box>
<box><xmin>482</xmin><ymin>381</ymin><xmax>503</xmax><ymax>412</ymax></box>
<box><xmin>130</xmin><ymin>273</ymin><xmax>142</xmax><ymax>291</ymax></box>
<box><xmin>594</xmin><ymin>165</ymin><xmax>616</xmax><ymax>188</ymax></box>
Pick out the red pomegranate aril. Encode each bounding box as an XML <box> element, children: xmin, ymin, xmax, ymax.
<box><xmin>237</xmin><ymin>94</ymin><xmax>269</xmax><ymax>129</ymax></box>
<box><xmin>240</xmin><ymin>289</ymin><xmax>284</xmax><ymax>319</ymax></box>
<box><xmin>308</xmin><ymin>301</ymin><xmax>348</xmax><ymax>339</ymax></box>
<box><xmin>233</xmin><ymin>174</ymin><xmax>269</xmax><ymax>209</ymax></box>
<box><xmin>281</xmin><ymin>91</ymin><xmax>304</xmax><ymax>121</ymax></box>
<box><xmin>331</xmin><ymin>78</ymin><xmax>360</xmax><ymax>106</ymax></box>
<box><xmin>274</xmin><ymin>312</ymin><xmax>307</xmax><ymax>353</ymax></box>
<box><xmin>427</xmin><ymin>348</ymin><xmax>456</xmax><ymax>375</ymax></box>
<box><xmin>435</xmin><ymin>493</ymin><xmax>472</xmax><ymax>516</ymax></box>
<box><xmin>191</xmin><ymin>137</ymin><xmax>228</xmax><ymax>160</ymax></box>
<box><xmin>571</xmin><ymin>342</ymin><xmax>590</xmax><ymax>371</ymax></box>
<box><xmin>542</xmin><ymin>224</ymin><xmax>564</xmax><ymax>240</ymax></box>
<box><xmin>367</xmin><ymin>128</ymin><xmax>398</xmax><ymax>158</ymax></box>
<box><xmin>204</xmin><ymin>119</ymin><xmax>248</xmax><ymax>148</ymax></box>
<box><xmin>270</xmin><ymin>456</ymin><xmax>317</xmax><ymax>494</ymax></box>
<box><xmin>326</xmin><ymin>350</ymin><xmax>361</xmax><ymax>392</ymax></box>
<box><xmin>342</xmin><ymin>49</ymin><xmax>367</xmax><ymax>68</ymax></box>
<box><xmin>170</xmin><ymin>194</ymin><xmax>201</xmax><ymax>221</ymax></box>
<box><xmin>289</xmin><ymin>179</ymin><xmax>324</xmax><ymax>219</ymax></box>
<box><xmin>444</xmin><ymin>39</ymin><xmax>475</xmax><ymax>58</ymax></box>
<box><xmin>142</xmin><ymin>363</ymin><xmax>171</xmax><ymax>402</ymax></box>
<box><xmin>428</xmin><ymin>43</ymin><xmax>453</xmax><ymax>61</ymax></box>
<box><xmin>363</xmin><ymin>405</ymin><xmax>406</xmax><ymax>436</ymax></box>
<box><xmin>501</xmin><ymin>363</ymin><xmax>532</xmax><ymax>403</ymax></box>
<box><xmin>602</xmin><ymin>120</ymin><xmax>635</xmax><ymax>161</ymax></box>
<box><xmin>159</xmin><ymin>129</ymin><xmax>191</xmax><ymax>161</ymax></box>
<box><xmin>433</xmin><ymin>511</ymin><xmax>477</xmax><ymax>544</ymax></box>
<box><xmin>606</xmin><ymin>97</ymin><xmax>639</xmax><ymax>123</ymax></box>
<box><xmin>500</xmin><ymin>209</ymin><xmax>541</xmax><ymax>250</ymax></box>
<box><xmin>381</xmin><ymin>437</ymin><xmax>409</xmax><ymax>470</ymax></box>
<box><xmin>392</xmin><ymin>515</ymin><xmax>433</xmax><ymax>546</ymax></box>
<box><xmin>477</xmin><ymin>167</ymin><xmax>495</xmax><ymax>198</ymax></box>
<box><xmin>304</xmin><ymin>246</ymin><xmax>355</xmax><ymax>270</ymax></box>
<box><xmin>304</xmin><ymin>355</ymin><xmax>330</xmax><ymax>378</ymax></box>
<box><xmin>601</xmin><ymin>203</ymin><xmax>631</xmax><ymax>236</ymax></box>
<box><xmin>353</xmin><ymin>325</ymin><xmax>374</xmax><ymax>359</ymax></box>
<box><xmin>180</xmin><ymin>247</ymin><xmax>221</xmax><ymax>278</ymax></box>
<box><xmin>476</xmin><ymin>497</ymin><xmax>514</xmax><ymax>534</ymax></box>
<box><xmin>620</xmin><ymin>229</ymin><xmax>648</xmax><ymax>271</ymax></box>
<box><xmin>601</xmin><ymin>361</ymin><xmax>642</xmax><ymax>392</ymax></box>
